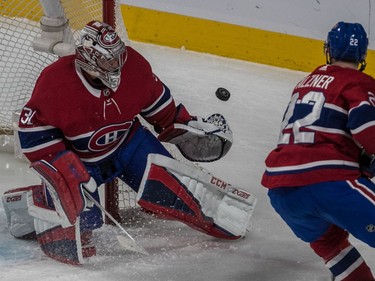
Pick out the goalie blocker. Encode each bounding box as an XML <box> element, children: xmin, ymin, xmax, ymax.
<box><xmin>3</xmin><ymin>185</ymin><xmax>96</xmax><ymax>265</ymax></box>
<box><xmin>137</xmin><ymin>154</ymin><xmax>257</xmax><ymax>239</ymax></box>
<box><xmin>2</xmin><ymin>151</ymin><xmax>99</xmax><ymax>265</ymax></box>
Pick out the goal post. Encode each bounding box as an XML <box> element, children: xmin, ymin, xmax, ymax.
<box><xmin>103</xmin><ymin>0</ymin><xmax>115</xmax><ymax>27</ymax></box>
<box><xmin>0</xmin><ymin>0</ymin><xmax>136</xmax><ymax>221</ymax></box>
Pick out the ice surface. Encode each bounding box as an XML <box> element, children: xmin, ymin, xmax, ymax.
<box><xmin>0</xmin><ymin>41</ymin><xmax>374</xmax><ymax>281</ymax></box>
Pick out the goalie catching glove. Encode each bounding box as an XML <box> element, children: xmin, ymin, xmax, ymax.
<box><xmin>158</xmin><ymin>113</ymin><xmax>233</xmax><ymax>162</ymax></box>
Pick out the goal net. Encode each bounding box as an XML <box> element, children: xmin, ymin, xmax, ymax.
<box><xmin>0</xmin><ymin>0</ymin><xmax>136</xmax><ymax>222</ymax></box>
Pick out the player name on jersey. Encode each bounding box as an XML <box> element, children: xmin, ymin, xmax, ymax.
<box><xmin>296</xmin><ymin>74</ymin><xmax>335</xmax><ymax>90</ymax></box>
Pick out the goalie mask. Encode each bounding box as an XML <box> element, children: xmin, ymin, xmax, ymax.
<box><xmin>75</xmin><ymin>21</ymin><xmax>127</xmax><ymax>89</ymax></box>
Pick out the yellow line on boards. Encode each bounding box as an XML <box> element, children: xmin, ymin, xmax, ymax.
<box><xmin>120</xmin><ymin>4</ymin><xmax>375</xmax><ymax>77</ymax></box>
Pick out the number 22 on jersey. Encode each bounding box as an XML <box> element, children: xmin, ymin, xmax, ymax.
<box><xmin>278</xmin><ymin>91</ymin><xmax>325</xmax><ymax>145</ymax></box>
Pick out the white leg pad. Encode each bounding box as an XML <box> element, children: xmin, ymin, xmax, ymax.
<box><xmin>2</xmin><ymin>186</ymin><xmax>37</xmax><ymax>239</ymax></box>
<box><xmin>138</xmin><ymin>154</ymin><xmax>257</xmax><ymax>238</ymax></box>
<box><xmin>215</xmin><ymin>195</ymin><xmax>255</xmax><ymax>237</ymax></box>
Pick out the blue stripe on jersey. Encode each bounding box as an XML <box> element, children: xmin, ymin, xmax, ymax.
<box><xmin>67</xmin><ymin>135</ymin><xmax>91</xmax><ymax>152</ymax></box>
<box><xmin>289</xmin><ymin>103</ymin><xmax>313</xmax><ymax>122</ymax></box>
<box><xmin>19</xmin><ymin>126</ymin><xmax>63</xmax><ymax>150</ymax></box>
<box><xmin>348</xmin><ymin>103</ymin><xmax>375</xmax><ymax>133</ymax></box>
<box><xmin>290</xmin><ymin>103</ymin><xmax>349</xmax><ymax>133</ymax></box>
<box><xmin>141</xmin><ymin>83</ymin><xmax>172</xmax><ymax>118</ymax></box>
<box><xmin>329</xmin><ymin>247</ymin><xmax>361</xmax><ymax>276</ymax></box>
<box><xmin>316</xmin><ymin>107</ymin><xmax>348</xmax><ymax>131</ymax></box>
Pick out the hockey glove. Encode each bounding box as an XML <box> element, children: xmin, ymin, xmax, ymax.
<box><xmin>3</xmin><ymin>185</ymin><xmax>96</xmax><ymax>264</ymax></box>
<box><xmin>30</xmin><ymin>151</ymin><xmax>97</xmax><ymax>227</ymax></box>
<box><xmin>158</xmin><ymin>113</ymin><xmax>233</xmax><ymax>162</ymax></box>
<box><xmin>359</xmin><ymin>148</ymin><xmax>375</xmax><ymax>178</ymax></box>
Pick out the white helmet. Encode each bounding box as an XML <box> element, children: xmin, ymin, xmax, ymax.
<box><xmin>75</xmin><ymin>21</ymin><xmax>127</xmax><ymax>89</ymax></box>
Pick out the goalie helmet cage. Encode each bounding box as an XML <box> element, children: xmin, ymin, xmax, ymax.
<box><xmin>0</xmin><ymin>0</ymin><xmax>136</xmax><ymax>223</ymax></box>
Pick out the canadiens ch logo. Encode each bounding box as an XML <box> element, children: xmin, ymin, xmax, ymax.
<box><xmin>88</xmin><ymin>121</ymin><xmax>132</xmax><ymax>152</ymax></box>
<box><xmin>104</xmin><ymin>32</ymin><xmax>117</xmax><ymax>43</ymax></box>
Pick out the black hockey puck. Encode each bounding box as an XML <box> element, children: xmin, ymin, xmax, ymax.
<box><xmin>215</xmin><ymin>87</ymin><xmax>230</xmax><ymax>101</ymax></box>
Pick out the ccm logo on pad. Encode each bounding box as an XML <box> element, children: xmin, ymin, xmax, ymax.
<box><xmin>231</xmin><ymin>188</ymin><xmax>251</xmax><ymax>199</ymax></box>
<box><xmin>7</xmin><ymin>195</ymin><xmax>22</xmax><ymax>202</ymax></box>
<box><xmin>211</xmin><ymin>176</ymin><xmax>230</xmax><ymax>190</ymax></box>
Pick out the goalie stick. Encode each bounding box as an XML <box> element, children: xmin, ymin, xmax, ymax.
<box><xmin>83</xmin><ymin>190</ymin><xmax>149</xmax><ymax>255</ymax></box>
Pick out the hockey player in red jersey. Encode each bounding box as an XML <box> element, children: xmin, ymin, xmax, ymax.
<box><xmin>262</xmin><ymin>22</ymin><xmax>375</xmax><ymax>280</ymax></box>
<box><xmin>2</xmin><ymin>21</ymin><xmax>256</xmax><ymax>264</ymax></box>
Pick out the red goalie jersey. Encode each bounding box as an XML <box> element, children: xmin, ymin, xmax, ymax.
<box><xmin>18</xmin><ymin>47</ymin><xmax>189</xmax><ymax>164</ymax></box>
<box><xmin>262</xmin><ymin>64</ymin><xmax>375</xmax><ymax>188</ymax></box>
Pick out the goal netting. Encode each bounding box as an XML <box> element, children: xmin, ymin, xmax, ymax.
<box><xmin>0</xmin><ymin>0</ymin><xmax>136</xmax><ymax>221</ymax></box>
